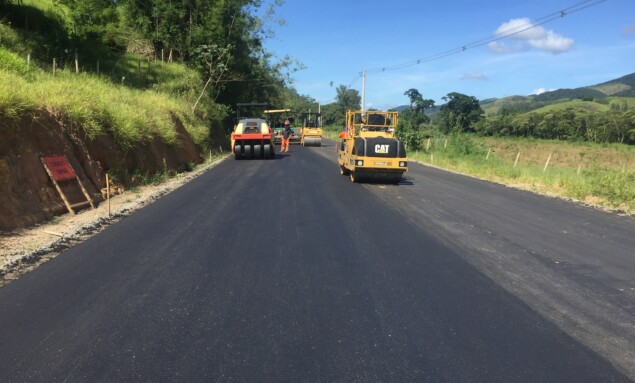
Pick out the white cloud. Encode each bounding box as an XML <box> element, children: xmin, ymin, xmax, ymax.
<box><xmin>488</xmin><ymin>41</ymin><xmax>521</xmax><ymax>54</ymax></box>
<box><xmin>461</xmin><ymin>73</ymin><xmax>488</xmax><ymax>80</ymax></box>
<box><xmin>488</xmin><ymin>18</ymin><xmax>574</xmax><ymax>54</ymax></box>
<box><xmin>532</xmin><ymin>88</ymin><xmax>557</xmax><ymax>95</ymax></box>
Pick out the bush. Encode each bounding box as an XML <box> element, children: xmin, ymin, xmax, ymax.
<box><xmin>0</xmin><ymin>70</ymin><xmax>37</xmax><ymax>118</ymax></box>
<box><xmin>0</xmin><ymin>48</ymin><xmax>30</xmax><ymax>76</ymax></box>
<box><xmin>445</xmin><ymin>133</ymin><xmax>487</xmax><ymax>157</ymax></box>
<box><xmin>397</xmin><ymin>120</ymin><xmax>426</xmax><ymax>151</ymax></box>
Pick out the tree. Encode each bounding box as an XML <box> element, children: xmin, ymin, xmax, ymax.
<box><xmin>402</xmin><ymin>88</ymin><xmax>434</xmax><ymax>126</ymax></box>
<box><xmin>336</xmin><ymin>85</ymin><xmax>361</xmax><ymax>111</ymax></box>
<box><xmin>438</xmin><ymin>92</ymin><xmax>483</xmax><ymax>133</ymax></box>
<box><xmin>320</xmin><ymin>102</ymin><xmax>343</xmax><ymax>127</ymax></box>
<box><xmin>404</xmin><ymin>88</ymin><xmax>435</xmax><ymax>115</ymax></box>
<box><xmin>281</xmin><ymin>88</ymin><xmax>317</xmax><ymax>115</ymax></box>
<box><xmin>56</xmin><ymin>0</ymin><xmax>118</xmax><ymax>37</ymax></box>
<box><xmin>319</xmin><ymin>85</ymin><xmax>360</xmax><ymax>127</ymax></box>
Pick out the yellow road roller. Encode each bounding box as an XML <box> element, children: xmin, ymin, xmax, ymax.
<box><xmin>337</xmin><ymin>110</ymin><xmax>407</xmax><ymax>183</ymax></box>
<box><xmin>300</xmin><ymin>112</ymin><xmax>323</xmax><ymax>147</ymax></box>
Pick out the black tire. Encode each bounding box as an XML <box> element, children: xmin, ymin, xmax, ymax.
<box><xmin>253</xmin><ymin>144</ymin><xmax>262</xmax><ymax>159</ymax></box>
<box><xmin>264</xmin><ymin>144</ymin><xmax>272</xmax><ymax>159</ymax></box>
<box><xmin>349</xmin><ymin>171</ymin><xmax>357</xmax><ymax>183</ymax></box>
<box><xmin>234</xmin><ymin>144</ymin><xmax>242</xmax><ymax>160</ymax></box>
<box><xmin>243</xmin><ymin>144</ymin><xmax>252</xmax><ymax>159</ymax></box>
<box><xmin>340</xmin><ymin>165</ymin><xmax>350</xmax><ymax>176</ymax></box>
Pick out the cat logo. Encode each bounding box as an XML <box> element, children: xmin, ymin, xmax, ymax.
<box><xmin>375</xmin><ymin>144</ymin><xmax>389</xmax><ymax>154</ymax></box>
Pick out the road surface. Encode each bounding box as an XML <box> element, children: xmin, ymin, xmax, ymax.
<box><xmin>1</xmin><ymin>140</ymin><xmax>633</xmax><ymax>382</ymax></box>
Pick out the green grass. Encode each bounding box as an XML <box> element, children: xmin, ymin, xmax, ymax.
<box><xmin>1</xmin><ymin>0</ymin><xmax>224</xmax><ymax>150</ymax></box>
<box><xmin>0</xmin><ymin>45</ymin><xmax>214</xmax><ymax>149</ymax></box>
<box><xmin>481</xmin><ymin>95</ymin><xmax>532</xmax><ymax>115</ymax></box>
<box><xmin>530</xmin><ymin>99</ymin><xmax>610</xmax><ymax>113</ymax></box>
<box><xmin>592</xmin><ymin>83</ymin><xmax>632</xmax><ymax>96</ymax></box>
<box><xmin>410</xmin><ymin>135</ymin><xmax>635</xmax><ymax>213</ymax></box>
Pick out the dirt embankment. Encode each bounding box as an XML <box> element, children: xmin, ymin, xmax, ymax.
<box><xmin>0</xmin><ymin>109</ymin><xmax>203</xmax><ymax>231</ymax></box>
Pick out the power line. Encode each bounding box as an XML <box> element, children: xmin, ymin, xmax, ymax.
<box><xmin>366</xmin><ymin>0</ymin><xmax>607</xmax><ymax>75</ymax></box>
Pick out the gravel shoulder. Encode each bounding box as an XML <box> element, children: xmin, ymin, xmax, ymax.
<box><xmin>0</xmin><ymin>156</ymin><xmax>228</xmax><ymax>287</ymax></box>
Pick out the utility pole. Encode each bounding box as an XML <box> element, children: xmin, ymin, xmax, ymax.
<box><xmin>361</xmin><ymin>68</ymin><xmax>366</xmax><ymax>112</ymax></box>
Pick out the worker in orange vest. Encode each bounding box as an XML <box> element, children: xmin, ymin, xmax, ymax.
<box><xmin>281</xmin><ymin>119</ymin><xmax>293</xmax><ymax>152</ymax></box>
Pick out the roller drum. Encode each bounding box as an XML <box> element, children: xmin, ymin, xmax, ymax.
<box><xmin>349</xmin><ymin>169</ymin><xmax>403</xmax><ymax>184</ymax></box>
<box><xmin>303</xmin><ymin>137</ymin><xmax>321</xmax><ymax>147</ymax></box>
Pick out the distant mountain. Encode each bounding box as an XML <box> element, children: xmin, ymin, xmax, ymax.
<box><xmin>390</xmin><ymin>104</ymin><xmax>441</xmax><ymax>113</ymax></box>
<box><xmin>532</xmin><ymin>88</ymin><xmax>605</xmax><ymax>102</ymax></box>
<box><xmin>532</xmin><ymin>72</ymin><xmax>634</xmax><ymax>100</ymax></box>
<box><xmin>390</xmin><ymin>105</ymin><xmax>410</xmax><ymax>112</ymax></box>
<box><xmin>479</xmin><ymin>72</ymin><xmax>634</xmax><ymax>115</ymax></box>
<box><xmin>589</xmin><ymin>72</ymin><xmax>635</xmax><ymax>97</ymax></box>
<box><xmin>391</xmin><ymin>73</ymin><xmax>634</xmax><ymax>118</ymax></box>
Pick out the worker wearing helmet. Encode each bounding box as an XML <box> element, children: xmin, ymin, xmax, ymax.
<box><xmin>281</xmin><ymin>119</ymin><xmax>293</xmax><ymax>152</ymax></box>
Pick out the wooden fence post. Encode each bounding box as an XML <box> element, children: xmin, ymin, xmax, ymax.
<box><xmin>486</xmin><ymin>148</ymin><xmax>491</xmax><ymax>160</ymax></box>
<box><xmin>53</xmin><ymin>58</ymin><xmax>56</xmax><ymax>75</ymax></box>
<box><xmin>75</xmin><ymin>51</ymin><xmax>79</xmax><ymax>73</ymax></box>
<box><xmin>514</xmin><ymin>152</ymin><xmax>520</xmax><ymax>168</ymax></box>
<box><xmin>106</xmin><ymin>173</ymin><xmax>111</xmax><ymax>217</ymax></box>
<box><xmin>543</xmin><ymin>153</ymin><xmax>552</xmax><ymax>172</ymax></box>
<box><xmin>426</xmin><ymin>138</ymin><xmax>431</xmax><ymax>150</ymax></box>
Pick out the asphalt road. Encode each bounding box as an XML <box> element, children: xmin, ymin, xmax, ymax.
<box><xmin>1</xmin><ymin>140</ymin><xmax>634</xmax><ymax>382</ymax></box>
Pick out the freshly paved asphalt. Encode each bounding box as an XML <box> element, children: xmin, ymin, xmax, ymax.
<box><xmin>0</xmin><ymin>140</ymin><xmax>633</xmax><ymax>382</ymax></box>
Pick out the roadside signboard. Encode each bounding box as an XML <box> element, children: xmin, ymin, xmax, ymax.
<box><xmin>42</xmin><ymin>156</ymin><xmax>76</xmax><ymax>181</ymax></box>
<box><xmin>40</xmin><ymin>155</ymin><xmax>94</xmax><ymax>215</ymax></box>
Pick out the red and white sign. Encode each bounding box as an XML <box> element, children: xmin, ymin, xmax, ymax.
<box><xmin>42</xmin><ymin>156</ymin><xmax>76</xmax><ymax>181</ymax></box>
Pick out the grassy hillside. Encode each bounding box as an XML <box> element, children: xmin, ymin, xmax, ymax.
<box><xmin>529</xmin><ymin>99</ymin><xmax>610</xmax><ymax>114</ymax></box>
<box><xmin>478</xmin><ymin>72</ymin><xmax>635</xmax><ymax>117</ymax></box>
<box><xmin>480</xmin><ymin>95</ymin><xmax>534</xmax><ymax>115</ymax></box>
<box><xmin>0</xmin><ymin>1</ymin><xmax>225</xmax><ymax>150</ymax></box>
<box><xmin>592</xmin><ymin>82</ymin><xmax>632</xmax><ymax>96</ymax></box>
<box><xmin>590</xmin><ymin>73</ymin><xmax>635</xmax><ymax>97</ymax></box>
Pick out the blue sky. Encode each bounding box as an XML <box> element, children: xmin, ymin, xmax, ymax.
<box><xmin>262</xmin><ymin>0</ymin><xmax>635</xmax><ymax>109</ymax></box>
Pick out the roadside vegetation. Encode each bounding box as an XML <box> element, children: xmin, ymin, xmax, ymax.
<box><xmin>0</xmin><ymin>0</ymin><xmax>298</xmax><ymax>152</ymax></box>
<box><xmin>411</xmin><ymin>135</ymin><xmax>635</xmax><ymax>213</ymax></box>
<box><xmin>0</xmin><ymin>58</ymin><xmax>216</xmax><ymax>148</ymax></box>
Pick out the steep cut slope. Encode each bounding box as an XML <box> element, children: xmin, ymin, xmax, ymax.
<box><xmin>0</xmin><ymin>110</ymin><xmax>202</xmax><ymax>230</ymax></box>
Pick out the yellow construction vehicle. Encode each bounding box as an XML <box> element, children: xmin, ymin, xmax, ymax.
<box><xmin>337</xmin><ymin>110</ymin><xmax>407</xmax><ymax>183</ymax></box>
<box><xmin>300</xmin><ymin>112</ymin><xmax>323</xmax><ymax>147</ymax></box>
